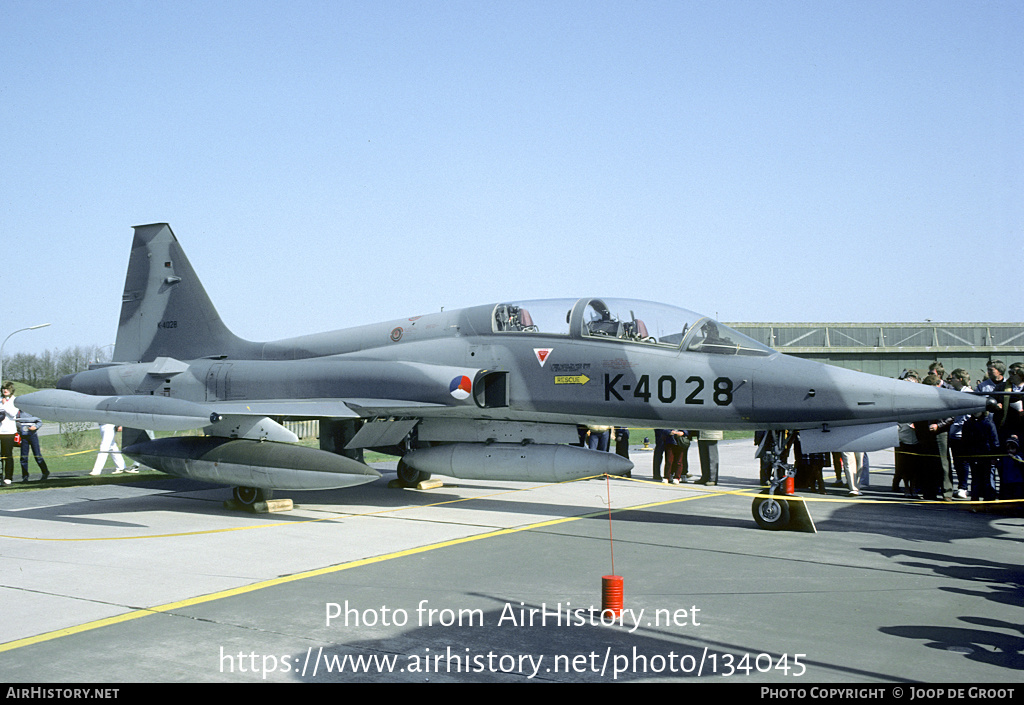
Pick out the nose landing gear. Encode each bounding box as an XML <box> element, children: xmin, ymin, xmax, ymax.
<box><xmin>753</xmin><ymin>432</ymin><xmax>816</xmax><ymax>533</ymax></box>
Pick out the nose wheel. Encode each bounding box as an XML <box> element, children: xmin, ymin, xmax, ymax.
<box><xmin>752</xmin><ymin>495</ymin><xmax>791</xmax><ymax>530</ymax></box>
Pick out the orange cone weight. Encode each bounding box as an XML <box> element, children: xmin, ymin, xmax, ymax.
<box><xmin>602</xmin><ymin>575</ymin><xmax>624</xmax><ymax>617</ymax></box>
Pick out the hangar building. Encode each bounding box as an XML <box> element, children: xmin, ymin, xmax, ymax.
<box><xmin>725</xmin><ymin>322</ymin><xmax>1024</xmax><ymax>381</ymax></box>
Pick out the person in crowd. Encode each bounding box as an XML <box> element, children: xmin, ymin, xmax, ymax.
<box><xmin>792</xmin><ymin>432</ymin><xmax>827</xmax><ymax>494</ymax></box>
<box><xmin>976</xmin><ymin>360</ymin><xmax>1023</xmax><ymax>499</ymax></box>
<box><xmin>1004</xmin><ymin>365</ymin><xmax>1024</xmax><ymax>444</ymax></box>
<box><xmin>651</xmin><ymin>429</ymin><xmax>669</xmax><ymax>481</ymax></box>
<box><xmin>586</xmin><ymin>425</ymin><xmax>611</xmax><ymax>452</ymax></box>
<box><xmin>1002</xmin><ymin>434</ymin><xmax>1024</xmax><ymax>500</ymax></box>
<box><xmin>928</xmin><ymin>362</ymin><xmax>950</xmax><ymax>388</ymax></box>
<box><xmin>614</xmin><ymin>427</ymin><xmax>630</xmax><ymax>459</ymax></box>
<box><xmin>830</xmin><ymin>452</ymin><xmax>845</xmax><ymax>487</ymax></box>
<box><xmin>917</xmin><ymin>374</ymin><xmax>954</xmax><ymax>501</ymax></box>
<box><xmin>90</xmin><ymin>424</ymin><xmax>139</xmax><ymax>475</ymax></box>
<box><xmin>994</xmin><ymin>364</ymin><xmax>1024</xmax><ymax>499</ymax></box>
<box><xmin>831</xmin><ymin>451</ymin><xmax>862</xmax><ymax>496</ymax></box>
<box><xmin>694</xmin><ymin>430</ymin><xmax>721</xmax><ymax>486</ymax></box>
<box><xmin>0</xmin><ymin>382</ymin><xmax>19</xmax><ymax>486</ymax></box>
<box><xmin>947</xmin><ymin>368</ymin><xmax>974</xmax><ymax>499</ymax></box>
<box><xmin>663</xmin><ymin>429</ymin><xmax>690</xmax><ymax>484</ymax></box>
<box><xmin>16</xmin><ymin>410</ymin><xmax>49</xmax><ymax>482</ymax></box>
<box><xmin>894</xmin><ymin>375</ymin><xmax>921</xmax><ymax>497</ymax></box>
<box><xmin>755</xmin><ymin>430</ymin><xmax>775</xmax><ymax>486</ymax></box>
<box><xmin>977</xmin><ymin>361</ymin><xmax>1008</xmax><ymax>429</ymax></box>
<box><xmin>963</xmin><ymin>409</ymin><xmax>999</xmax><ymax>501</ymax></box>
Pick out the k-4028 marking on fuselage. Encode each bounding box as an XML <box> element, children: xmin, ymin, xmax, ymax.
<box><xmin>604</xmin><ymin>373</ymin><xmax>735</xmax><ymax>406</ymax></box>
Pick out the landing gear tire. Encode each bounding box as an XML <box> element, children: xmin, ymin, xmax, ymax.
<box><xmin>233</xmin><ymin>486</ymin><xmax>272</xmax><ymax>506</ymax></box>
<box><xmin>752</xmin><ymin>495</ymin><xmax>790</xmax><ymax>531</ymax></box>
<box><xmin>396</xmin><ymin>459</ymin><xmax>430</xmax><ymax>487</ymax></box>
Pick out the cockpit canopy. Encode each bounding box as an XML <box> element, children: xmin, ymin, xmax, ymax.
<box><xmin>492</xmin><ymin>298</ymin><xmax>773</xmax><ymax>356</ymax></box>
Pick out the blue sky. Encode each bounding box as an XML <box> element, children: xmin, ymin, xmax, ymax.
<box><xmin>2</xmin><ymin>0</ymin><xmax>1021</xmax><ymax>355</ymax></box>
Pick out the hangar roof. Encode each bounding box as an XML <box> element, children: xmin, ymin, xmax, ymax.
<box><xmin>724</xmin><ymin>322</ymin><xmax>1024</xmax><ymax>355</ymax></box>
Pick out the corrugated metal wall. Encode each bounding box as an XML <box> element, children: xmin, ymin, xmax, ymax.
<box><xmin>284</xmin><ymin>420</ymin><xmax>319</xmax><ymax>439</ymax></box>
<box><xmin>727</xmin><ymin>323</ymin><xmax>1024</xmax><ymax>379</ymax></box>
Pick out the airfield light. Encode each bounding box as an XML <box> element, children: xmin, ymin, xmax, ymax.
<box><xmin>1</xmin><ymin>324</ymin><xmax>51</xmax><ymax>386</ymax></box>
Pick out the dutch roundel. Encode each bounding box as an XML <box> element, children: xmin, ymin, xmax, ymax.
<box><xmin>449</xmin><ymin>375</ymin><xmax>473</xmax><ymax>400</ymax></box>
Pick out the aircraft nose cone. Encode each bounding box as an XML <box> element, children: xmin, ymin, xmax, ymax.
<box><xmin>892</xmin><ymin>382</ymin><xmax>988</xmax><ymax>420</ymax></box>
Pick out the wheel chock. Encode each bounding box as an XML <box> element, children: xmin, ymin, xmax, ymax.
<box><xmin>785</xmin><ymin>496</ymin><xmax>817</xmax><ymax>533</ymax></box>
<box><xmin>224</xmin><ymin>498</ymin><xmax>294</xmax><ymax>513</ymax></box>
<box><xmin>388</xmin><ymin>478</ymin><xmax>444</xmax><ymax>490</ymax></box>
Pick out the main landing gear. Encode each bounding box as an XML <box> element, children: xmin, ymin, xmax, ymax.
<box><xmin>395</xmin><ymin>459</ymin><xmax>431</xmax><ymax>488</ymax></box>
<box><xmin>227</xmin><ymin>485</ymin><xmax>293</xmax><ymax>513</ymax></box>
<box><xmin>232</xmin><ymin>486</ymin><xmax>273</xmax><ymax>507</ymax></box>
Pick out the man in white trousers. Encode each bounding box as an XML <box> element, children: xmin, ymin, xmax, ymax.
<box><xmin>90</xmin><ymin>424</ymin><xmax>139</xmax><ymax>475</ymax></box>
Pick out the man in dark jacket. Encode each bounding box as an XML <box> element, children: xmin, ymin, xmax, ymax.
<box><xmin>963</xmin><ymin>411</ymin><xmax>999</xmax><ymax>501</ymax></box>
<box><xmin>16</xmin><ymin>411</ymin><xmax>49</xmax><ymax>482</ymax></box>
<box><xmin>918</xmin><ymin>374</ymin><xmax>954</xmax><ymax>500</ymax></box>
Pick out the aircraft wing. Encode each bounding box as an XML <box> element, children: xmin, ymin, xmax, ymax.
<box><xmin>16</xmin><ymin>389</ymin><xmax>219</xmax><ymax>431</ymax></box>
<box><xmin>16</xmin><ymin>389</ymin><xmax>453</xmax><ymax>440</ymax></box>
<box><xmin>205</xmin><ymin>398</ymin><xmax>448</xmax><ymax>418</ymax></box>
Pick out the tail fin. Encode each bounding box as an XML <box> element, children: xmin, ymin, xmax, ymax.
<box><xmin>113</xmin><ymin>223</ymin><xmax>257</xmax><ymax>362</ymax></box>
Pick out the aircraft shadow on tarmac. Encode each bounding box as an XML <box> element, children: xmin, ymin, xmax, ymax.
<box><xmin>867</xmin><ymin>548</ymin><xmax>1024</xmax><ymax>672</ymax></box>
<box><xmin>816</xmin><ymin>493</ymin><xmax>1021</xmax><ymax>543</ymax></box>
<box><xmin>0</xmin><ymin>478</ymin><xmax>341</xmax><ymax>529</ymax></box>
<box><xmin>0</xmin><ymin>473</ymin><xmax>757</xmax><ymax>532</ymax></box>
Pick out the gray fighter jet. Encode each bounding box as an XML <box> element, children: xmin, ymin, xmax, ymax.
<box><xmin>18</xmin><ymin>224</ymin><xmax>989</xmax><ymax>527</ymax></box>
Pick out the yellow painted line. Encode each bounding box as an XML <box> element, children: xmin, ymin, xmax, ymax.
<box><xmin>3</xmin><ymin>474</ymin><xmax>1016</xmax><ymax>654</ymax></box>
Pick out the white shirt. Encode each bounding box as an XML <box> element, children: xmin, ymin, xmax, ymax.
<box><xmin>0</xmin><ymin>396</ymin><xmax>19</xmax><ymax>435</ymax></box>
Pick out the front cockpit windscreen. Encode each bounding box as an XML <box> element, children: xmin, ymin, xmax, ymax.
<box><xmin>680</xmin><ymin>316</ymin><xmax>773</xmax><ymax>356</ymax></box>
<box><xmin>581</xmin><ymin>298</ymin><xmax>774</xmax><ymax>356</ymax></box>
